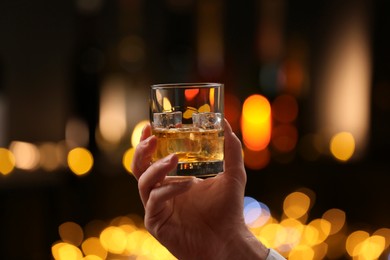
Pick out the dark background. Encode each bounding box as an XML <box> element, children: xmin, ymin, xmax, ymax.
<box><xmin>0</xmin><ymin>0</ymin><xmax>389</xmax><ymax>259</ymax></box>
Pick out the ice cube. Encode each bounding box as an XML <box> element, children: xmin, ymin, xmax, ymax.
<box><xmin>192</xmin><ymin>112</ymin><xmax>222</xmax><ymax>130</ymax></box>
<box><xmin>153</xmin><ymin>111</ymin><xmax>182</xmax><ymax>129</ymax></box>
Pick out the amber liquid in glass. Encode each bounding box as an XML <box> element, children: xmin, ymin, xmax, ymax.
<box><xmin>152</xmin><ymin>126</ymin><xmax>224</xmax><ymax>177</ymax></box>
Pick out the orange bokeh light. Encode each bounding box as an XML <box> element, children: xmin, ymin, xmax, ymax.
<box><xmin>185</xmin><ymin>89</ymin><xmax>199</xmax><ymax>101</ymax></box>
<box><xmin>224</xmin><ymin>93</ymin><xmax>241</xmax><ymax>133</ymax></box>
<box><xmin>241</xmin><ymin>94</ymin><xmax>271</xmax><ymax>151</ymax></box>
<box><xmin>272</xmin><ymin>94</ymin><xmax>298</xmax><ymax>124</ymax></box>
<box><xmin>243</xmin><ymin>146</ymin><xmax>270</xmax><ymax>170</ymax></box>
<box><xmin>272</xmin><ymin>124</ymin><xmax>298</xmax><ymax>153</ymax></box>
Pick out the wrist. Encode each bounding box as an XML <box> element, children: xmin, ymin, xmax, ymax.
<box><xmin>220</xmin><ymin>224</ymin><xmax>269</xmax><ymax>260</ymax></box>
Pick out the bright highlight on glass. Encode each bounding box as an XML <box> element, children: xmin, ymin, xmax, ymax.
<box><xmin>67</xmin><ymin>147</ymin><xmax>93</xmax><ymax>175</ymax></box>
<box><xmin>241</xmin><ymin>94</ymin><xmax>271</xmax><ymax>151</ymax></box>
<box><xmin>330</xmin><ymin>132</ymin><xmax>355</xmax><ymax>161</ymax></box>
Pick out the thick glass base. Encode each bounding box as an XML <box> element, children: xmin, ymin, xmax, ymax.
<box><xmin>169</xmin><ymin>160</ymin><xmax>224</xmax><ymax>178</ymax></box>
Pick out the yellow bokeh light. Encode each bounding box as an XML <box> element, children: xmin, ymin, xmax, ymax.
<box><xmin>307</xmin><ymin>219</ymin><xmax>331</xmax><ymax>245</ymax></box>
<box><xmin>39</xmin><ymin>142</ymin><xmax>61</xmax><ymax>171</ymax></box>
<box><xmin>81</xmin><ymin>237</ymin><xmax>107</xmax><ymax>260</ymax></box>
<box><xmin>131</xmin><ymin>120</ymin><xmax>149</xmax><ymax>148</ymax></box>
<box><xmin>52</xmin><ymin>242</ymin><xmax>83</xmax><ymax>260</ymax></box>
<box><xmin>241</xmin><ymin>94</ymin><xmax>271</xmax><ymax>151</ymax></box>
<box><xmin>373</xmin><ymin>228</ymin><xmax>390</xmax><ymax>249</ymax></box>
<box><xmin>209</xmin><ymin>88</ymin><xmax>215</xmax><ymax>107</ymax></box>
<box><xmin>163</xmin><ymin>97</ymin><xmax>172</xmax><ymax>112</ymax></box>
<box><xmin>330</xmin><ymin>131</ymin><xmax>355</xmax><ymax>161</ymax></box>
<box><xmin>300</xmin><ymin>225</ymin><xmax>319</xmax><ymax>246</ymax></box>
<box><xmin>67</xmin><ymin>147</ymin><xmax>93</xmax><ymax>176</ymax></box>
<box><xmin>346</xmin><ymin>230</ymin><xmax>370</xmax><ymax>256</ymax></box>
<box><xmin>126</xmin><ymin>229</ymin><xmax>148</xmax><ymax>255</ymax></box>
<box><xmin>0</xmin><ymin>148</ymin><xmax>15</xmax><ymax>175</ymax></box>
<box><xmin>283</xmin><ymin>192</ymin><xmax>311</xmax><ymax>219</ymax></box>
<box><xmin>10</xmin><ymin>141</ymin><xmax>40</xmax><ymax>170</ymax></box>
<box><xmin>59</xmin><ymin>222</ymin><xmax>84</xmax><ymax>246</ymax></box>
<box><xmin>99</xmin><ymin>79</ymin><xmax>127</xmax><ymax>145</ymax></box>
<box><xmin>258</xmin><ymin>223</ymin><xmax>283</xmax><ymax>249</ymax></box>
<box><xmin>83</xmin><ymin>255</ymin><xmax>102</xmax><ymax>260</ymax></box>
<box><xmin>355</xmin><ymin>235</ymin><xmax>385</xmax><ymax>259</ymax></box>
<box><xmin>123</xmin><ymin>147</ymin><xmax>135</xmax><ymax>173</ymax></box>
<box><xmin>322</xmin><ymin>208</ymin><xmax>346</xmax><ymax>235</ymax></box>
<box><xmin>100</xmin><ymin>226</ymin><xmax>127</xmax><ymax>254</ymax></box>
<box><xmin>288</xmin><ymin>245</ymin><xmax>315</xmax><ymax>260</ymax></box>
<box><xmin>277</xmin><ymin>218</ymin><xmax>303</xmax><ymax>250</ymax></box>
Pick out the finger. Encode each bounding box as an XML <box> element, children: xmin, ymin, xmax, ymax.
<box><xmin>138</xmin><ymin>154</ymin><xmax>178</xmax><ymax>206</ymax></box>
<box><xmin>140</xmin><ymin>124</ymin><xmax>152</xmax><ymax>141</ymax></box>
<box><xmin>145</xmin><ymin>178</ymin><xmax>193</xmax><ymax>229</ymax></box>
<box><xmin>131</xmin><ymin>135</ymin><xmax>157</xmax><ymax>180</ymax></box>
<box><xmin>223</xmin><ymin>119</ymin><xmax>246</xmax><ymax>183</ymax></box>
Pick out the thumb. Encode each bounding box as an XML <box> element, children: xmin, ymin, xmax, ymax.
<box><xmin>223</xmin><ymin>119</ymin><xmax>246</xmax><ymax>183</ymax></box>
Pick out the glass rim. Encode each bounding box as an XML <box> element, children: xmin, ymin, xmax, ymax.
<box><xmin>151</xmin><ymin>82</ymin><xmax>223</xmax><ymax>89</ymax></box>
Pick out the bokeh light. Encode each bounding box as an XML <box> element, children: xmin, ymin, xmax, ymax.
<box><xmin>59</xmin><ymin>222</ymin><xmax>84</xmax><ymax>247</ymax></box>
<box><xmin>281</xmin><ymin>59</ymin><xmax>306</xmax><ymax>96</ymax></box>
<box><xmin>39</xmin><ymin>142</ymin><xmax>62</xmax><ymax>171</ymax></box>
<box><xmin>131</xmin><ymin>120</ymin><xmax>149</xmax><ymax>148</ymax></box>
<box><xmin>373</xmin><ymin>228</ymin><xmax>390</xmax><ymax>250</ymax></box>
<box><xmin>9</xmin><ymin>141</ymin><xmax>40</xmax><ymax>170</ymax></box>
<box><xmin>66</xmin><ymin>117</ymin><xmax>89</xmax><ymax>148</ymax></box>
<box><xmin>99</xmin><ymin>226</ymin><xmax>127</xmax><ymax>254</ymax></box>
<box><xmin>271</xmin><ymin>124</ymin><xmax>298</xmax><ymax>153</ymax></box>
<box><xmin>224</xmin><ymin>93</ymin><xmax>241</xmax><ymax>133</ymax></box>
<box><xmin>243</xmin><ymin>146</ymin><xmax>270</xmax><ymax>170</ymax></box>
<box><xmin>241</xmin><ymin>94</ymin><xmax>271</xmax><ymax>151</ymax></box>
<box><xmin>99</xmin><ymin>78</ymin><xmax>127</xmax><ymax>145</ymax></box>
<box><xmin>81</xmin><ymin>237</ymin><xmax>107</xmax><ymax>259</ymax></box>
<box><xmin>346</xmin><ymin>230</ymin><xmax>370</xmax><ymax>257</ymax></box>
<box><xmin>163</xmin><ymin>97</ymin><xmax>172</xmax><ymax>112</ymax></box>
<box><xmin>51</xmin><ymin>188</ymin><xmax>390</xmax><ymax>259</ymax></box>
<box><xmin>123</xmin><ymin>147</ymin><xmax>135</xmax><ymax>173</ymax></box>
<box><xmin>356</xmin><ymin>235</ymin><xmax>386</xmax><ymax>259</ymax></box>
<box><xmin>322</xmin><ymin>208</ymin><xmax>346</xmax><ymax>235</ymax></box>
<box><xmin>0</xmin><ymin>147</ymin><xmax>15</xmax><ymax>175</ymax></box>
<box><xmin>67</xmin><ymin>147</ymin><xmax>93</xmax><ymax>176</ymax></box>
<box><xmin>244</xmin><ymin>196</ymin><xmax>271</xmax><ymax>228</ymax></box>
<box><xmin>184</xmin><ymin>88</ymin><xmax>199</xmax><ymax>101</ymax></box>
<box><xmin>283</xmin><ymin>192</ymin><xmax>311</xmax><ymax>219</ymax></box>
<box><xmin>51</xmin><ymin>242</ymin><xmax>83</xmax><ymax>260</ymax></box>
<box><xmin>330</xmin><ymin>131</ymin><xmax>355</xmax><ymax>161</ymax></box>
<box><xmin>272</xmin><ymin>94</ymin><xmax>298</xmax><ymax>123</ymax></box>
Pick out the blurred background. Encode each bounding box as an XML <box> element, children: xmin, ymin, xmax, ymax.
<box><xmin>0</xmin><ymin>0</ymin><xmax>389</xmax><ymax>259</ymax></box>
